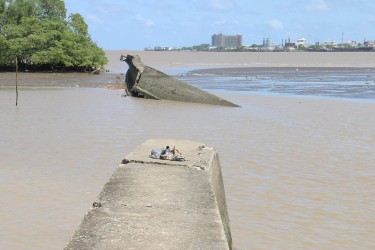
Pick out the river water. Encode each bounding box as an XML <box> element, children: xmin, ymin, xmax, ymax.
<box><xmin>1</xmin><ymin>67</ymin><xmax>375</xmax><ymax>249</ymax></box>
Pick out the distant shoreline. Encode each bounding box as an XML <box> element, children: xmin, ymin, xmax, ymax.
<box><xmin>190</xmin><ymin>66</ymin><xmax>375</xmax><ymax>74</ymax></box>
<box><xmin>105</xmin><ymin>51</ymin><xmax>375</xmax><ymax>72</ymax></box>
<box><xmin>1</xmin><ymin>51</ymin><xmax>375</xmax><ymax>89</ymax></box>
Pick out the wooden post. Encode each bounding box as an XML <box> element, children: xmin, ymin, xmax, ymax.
<box><xmin>16</xmin><ymin>56</ymin><xmax>18</xmax><ymax>106</ymax></box>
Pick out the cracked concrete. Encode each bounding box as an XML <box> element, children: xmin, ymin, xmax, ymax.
<box><xmin>65</xmin><ymin>139</ymin><xmax>232</xmax><ymax>250</ymax></box>
<box><xmin>121</xmin><ymin>54</ymin><xmax>239</xmax><ymax>107</ymax></box>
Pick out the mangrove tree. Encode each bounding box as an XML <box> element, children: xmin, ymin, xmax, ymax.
<box><xmin>0</xmin><ymin>0</ymin><xmax>108</xmax><ymax>71</ymax></box>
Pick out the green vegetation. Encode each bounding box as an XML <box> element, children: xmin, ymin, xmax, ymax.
<box><xmin>0</xmin><ymin>0</ymin><xmax>107</xmax><ymax>72</ymax></box>
<box><xmin>181</xmin><ymin>44</ymin><xmax>211</xmax><ymax>51</ymax></box>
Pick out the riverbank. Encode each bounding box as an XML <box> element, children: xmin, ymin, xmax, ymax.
<box><xmin>0</xmin><ymin>72</ymin><xmax>125</xmax><ymax>89</ymax></box>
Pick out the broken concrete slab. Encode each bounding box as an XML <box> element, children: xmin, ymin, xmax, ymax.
<box><xmin>120</xmin><ymin>54</ymin><xmax>239</xmax><ymax>107</ymax></box>
<box><xmin>65</xmin><ymin>139</ymin><xmax>232</xmax><ymax>250</ymax></box>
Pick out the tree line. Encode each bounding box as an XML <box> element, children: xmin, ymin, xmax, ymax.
<box><xmin>0</xmin><ymin>0</ymin><xmax>108</xmax><ymax>72</ymax></box>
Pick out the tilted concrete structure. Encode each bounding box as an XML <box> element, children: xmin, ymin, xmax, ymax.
<box><xmin>65</xmin><ymin>139</ymin><xmax>232</xmax><ymax>250</ymax></box>
<box><xmin>120</xmin><ymin>54</ymin><xmax>239</xmax><ymax>107</ymax></box>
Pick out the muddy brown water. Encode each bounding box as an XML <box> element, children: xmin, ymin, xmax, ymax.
<box><xmin>1</xmin><ymin>51</ymin><xmax>375</xmax><ymax>249</ymax></box>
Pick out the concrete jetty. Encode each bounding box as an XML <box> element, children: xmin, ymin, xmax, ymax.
<box><xmin>120</xmin><ymin>54</ymin><xmax>239</xmax><ymax>107</ymax></box>
<box><xmin>65</xmin><ymin>139</ymin><xmax>232</xmax><ymax>250</ymax></box>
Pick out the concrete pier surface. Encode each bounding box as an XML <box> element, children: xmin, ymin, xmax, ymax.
<box><xmin>65</xmin><ymin>139</ymin><xmax>232</xmax><ymax>250</ymax></box>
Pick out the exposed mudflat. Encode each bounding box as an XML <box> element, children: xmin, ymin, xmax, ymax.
<box><xmin>0</xmin><ymin>72</ymin><xmax>125</xmax><ymax>89</ymax></box>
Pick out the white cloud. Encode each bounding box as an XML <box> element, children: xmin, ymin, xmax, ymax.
<box><xmin>306</xmin><ymin>0</ymin><xmax>329</xmax><ymax>11</ymax></box>
<box><xmin>86</xmin><ymin>14</ymin><xmax>102</xmax><ymax>24</ymax></box>
<box><xmin>267</xmin><ymin>19</ymin><xmax>284</xmax><ymax>31</ymax></box>
<box><xmin>212</xmin><ymin>19</ymin><xmax>240</xmax><ymax>28</ymax></box>
<box><xmin>209</xmin><ymin>0</ymin><xmax>235</xmax><ymax>10</ymax></box>
<box><xmin>136</xmin><ymin>15</ymin><xmax>155</xmax><ymax>26</ymax></box>
<box><xmin>91</xmin><ymin>2</ymin><xmax>126</xmax><ymax>17</ymax></box>
<box><xmin>214</xmin><ymin>19</ymin><xmax>227</xmax><ymax>26</ymax></box>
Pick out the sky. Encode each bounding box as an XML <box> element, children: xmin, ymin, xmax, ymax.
<box><xmin>64</xmin><ymin>0</ymin><xmax>375</xmax><ymax>50</ymax></box>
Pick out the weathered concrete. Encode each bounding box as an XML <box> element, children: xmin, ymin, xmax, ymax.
<box><xmin>120</xmin><ymin>54</ymin><xmax>239</xmax><ymax>107</ymax></box>
<box><xmin>65</xmin><ymin>139</ymin><xmax>232</xmax><ymax>250</ymax></box>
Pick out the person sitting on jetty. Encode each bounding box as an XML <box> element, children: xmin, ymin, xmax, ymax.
<box><xmin>150</xmin><ymin>148</ymin><xmax>163</xmax><ymax>159</ymax></box>
<box><xmin>171</xmin><ymin>146</ymin><xmax>185</xmax><ymax>161</ymax></box>
<box><xmin>160</xmin><ymin>146</ymin><xmax>173</xmax><ymax>160</ymax></box>
<box><xmin>171</xmin><ymin>146</ymin><xmax>180</xmax><ymax>156</ymax></box>
<box><xmin>150</xmin><ymin>146</ymin><xmax>185</xmax><ymax>161</ymax></box>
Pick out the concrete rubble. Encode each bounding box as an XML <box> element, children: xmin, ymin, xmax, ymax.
<box><xmin>120</xmin><ymin>54</ymin><xmax>239</xmax><ymax>107</ymax></box>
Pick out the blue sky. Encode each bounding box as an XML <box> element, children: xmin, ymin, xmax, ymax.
<box><xmin>64</xmin><ymin>0</ymin><xmax>375</xmax><ymax>50</ymax></box>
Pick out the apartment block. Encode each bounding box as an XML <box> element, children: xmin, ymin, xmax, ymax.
<box><xmin>212</xmin><ymin>33</ymin><xmax>242</xmax><ymax>48</ymax></box>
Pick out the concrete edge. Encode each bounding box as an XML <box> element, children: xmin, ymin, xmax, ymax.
<box><xmin>65</xmin><ymin>139</ymin><xmax>233</xmax><ymax>249</ymax></box>
<box><xmin>210</xmin><ymin>152</ymin><xmax>233</xmax><ymax>249</ymax></box>
<box><xmin>120</xmin><ymin>139</ymin><xmax>233</xmax><ymax>249</ymax></box>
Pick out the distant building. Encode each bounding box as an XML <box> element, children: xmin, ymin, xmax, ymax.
<box><xmin>345</xmin><ymin>41</ymin><xmax>359</xmax><ymax>47</ymax></box>
<box><xmin>295</xmin><ymin>38</ymin><xmax>309</xmax><ymax>48</ymax></box>
<box><xmin>284</xmin><ymin>37</ymin><xmax>296</xmax><ymax>50</ymax></box>
<box><xmin>262</xmin><ymin>38</ymin><xmax>275</xmax><ymax>51</ymax></box>
<box><xmin>212</xmin><ymin>33</ymin><xmax>242</xmax><ymax>48</ymax></box>
<box><xmin>153</xmin><ymin>46</ymin><xmax>175</xmax><ymax>51</ymax></box>
<box><xmin>322</xmin><ymin>40</ymin><xmax>337</xmax><ymax>47</ymax></box>
<box><xmin>365</xmin><ymin>40</ymin><xmax>375</xmax><ymax>47</ymax></box>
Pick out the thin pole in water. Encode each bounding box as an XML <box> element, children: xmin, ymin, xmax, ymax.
<box><xmin>15</xmin><ymin>56</ymin><xmax>18</xmax><ymax>106</ymax></box>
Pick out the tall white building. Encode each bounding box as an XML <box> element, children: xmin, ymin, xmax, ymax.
<box><xmin>212</xmin><ymin>33</ymin><xmax>242</xmax><ymax>48</ymax></box>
